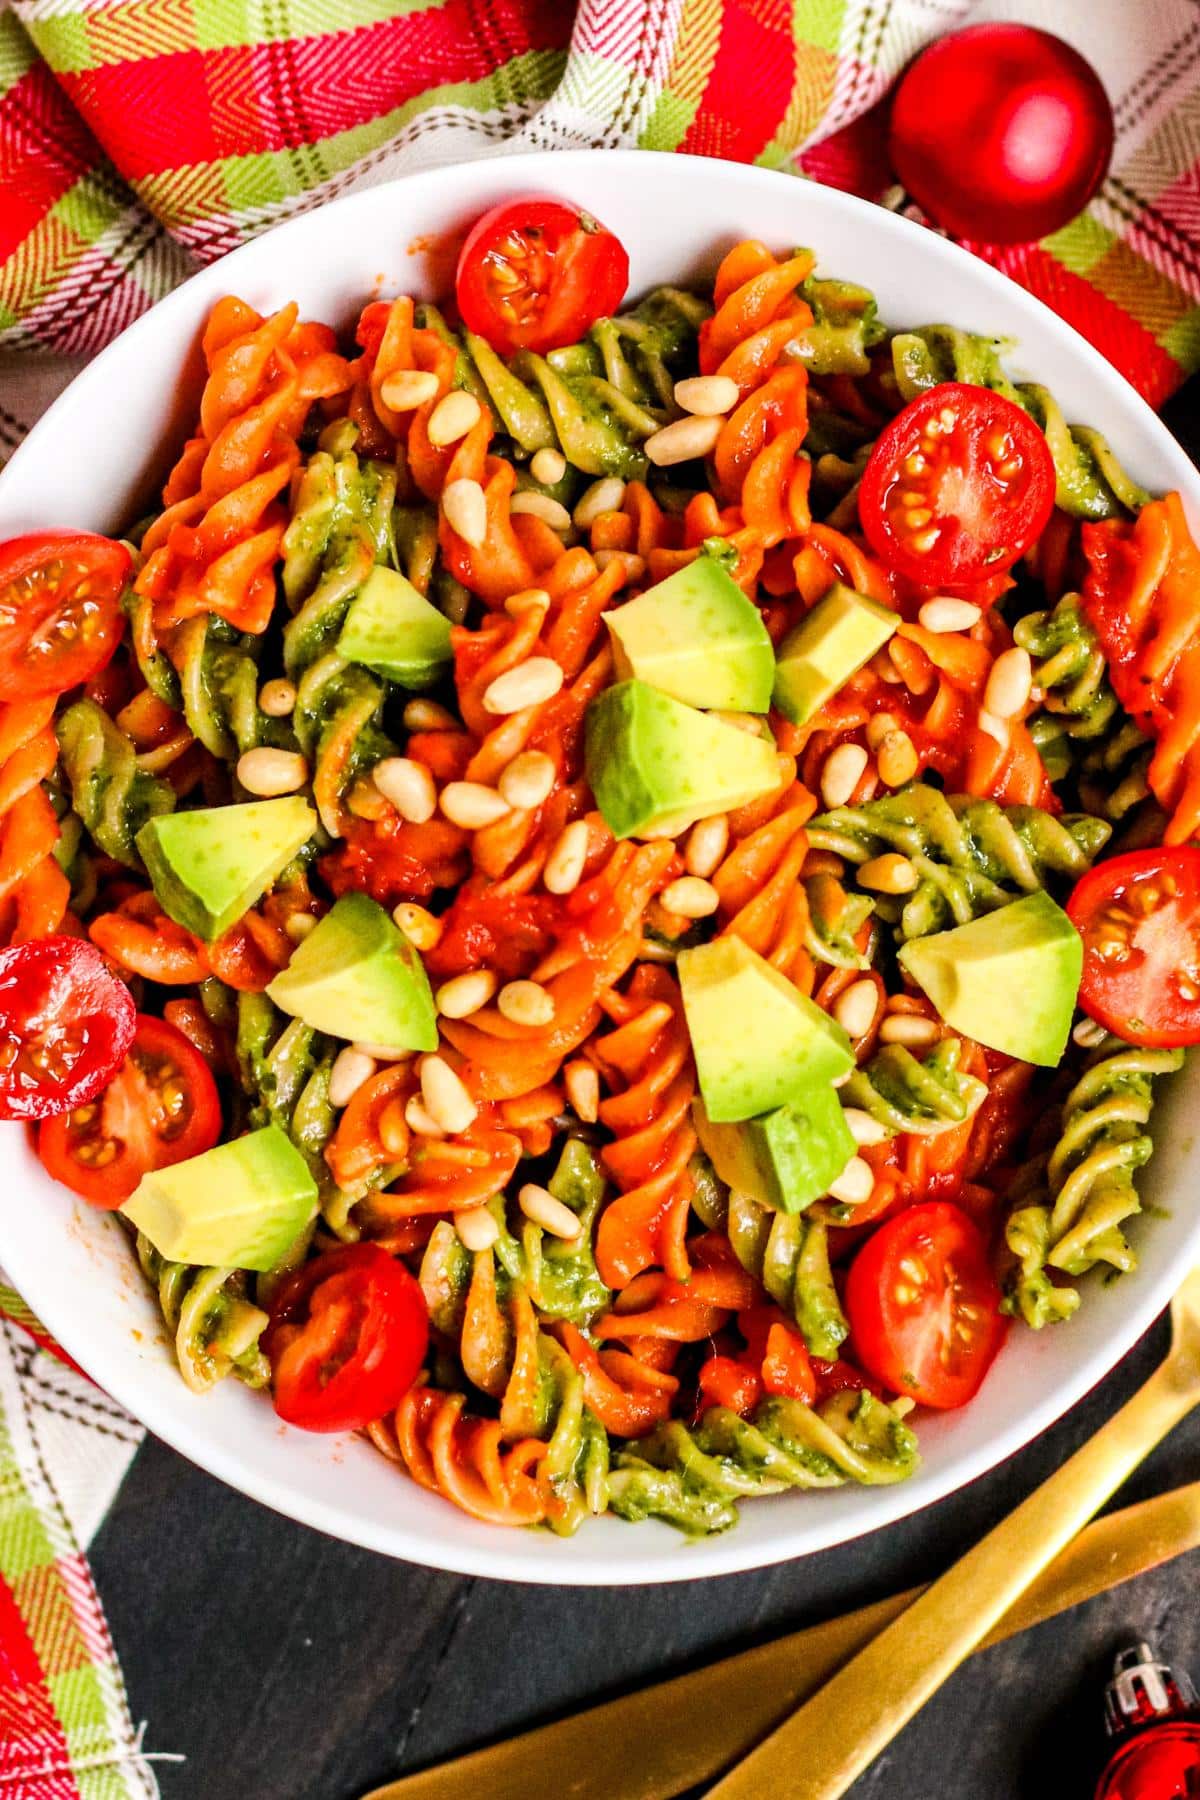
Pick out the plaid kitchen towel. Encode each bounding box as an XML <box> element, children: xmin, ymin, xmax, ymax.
<box><xmin>2</xmin><ymin>0</ymin><xmax>1200</xmax><ymax>1792</ymax></box>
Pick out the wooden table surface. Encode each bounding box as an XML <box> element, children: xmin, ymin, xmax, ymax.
<box><xmin>88</xmin><ymin>388</ymin><xmax>1200</xmax><ymax>1800</ymax></box>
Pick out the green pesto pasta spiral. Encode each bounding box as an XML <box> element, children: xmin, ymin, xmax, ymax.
<box><xmin>841</xmin><ymin>1038</ymin><xmax>988</xmax><ymax>1139</ymax></box>
<box><xmin>803</xmin><ymin>869</ymin><xmax>875</xmax><ymax>970</ymax></box>
<box><xmin>890</xmin><ymin>326</ymin><xmax>1150</xmax><ymax>519</ymax></box>
<box><xmin>57</xmin><ymin>697</ymin><xmax>176</xmax><ymax>869</ymax></box>
<box><xmin>418</xmin><ymin>286</ymin><xmax>707</xmax><ymax>481</ymax></box>
<box><xmin>134</xmin><ymin>1232</ymin><xmax>270</xmax><ymax>1394</ymax></box>
<box><xmin>608</xmin><ymin>1392</ymin><xmax>919</xmax><ymax>1536</ymax></box>
<box><xmin>235</xmin><ymin>990</ymin><xmax>344</xmax><ymax>1236</ymax></box>
<box><xmin>1003</xmin><ymin>1039</ymin><xmax>1183</xmax><ymax>1328</ymax></box>
<box><xmin>789</xmin><ymin>273</ymin><xmax>886</xmax><ymax>377</ymax></box>
<box><xmin>689</xmin><ymin>1156</ymin><xmax>847</xmax><ymax>1358</ymax></box>
<box><xmin>808</xmin><ymin>784</ymin><xmax>1110</xmax><ymax>940</ymax></box>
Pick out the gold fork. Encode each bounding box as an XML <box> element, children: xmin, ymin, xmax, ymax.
<box><xmin>707</xmin><ymin>1261</ymin><xmax>1200</xmax><ymax>1800</ymax></box>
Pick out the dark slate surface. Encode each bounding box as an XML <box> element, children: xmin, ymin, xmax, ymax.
<box><xmin>88</xmin><ymin>384</ymin><xmax>1200</xmax><ymax>1800</ymax></box>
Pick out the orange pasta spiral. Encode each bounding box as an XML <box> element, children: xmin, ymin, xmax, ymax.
<box><xmin>0</xmin><ymin>697</ymin><xmax>69</xmax><ymax>944</ymax></box>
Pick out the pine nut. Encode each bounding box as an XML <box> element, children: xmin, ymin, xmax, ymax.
<box><xmin>833</xmin><ymin>979</ymin><xmax>878</xmax><ymax>1039</ymax></box>
<box><xmin>1073</xmin><ymin>1017</ymin><xmax>1109</xmax><ymax>1049</ymax></box>
<box><xmin>405</xmin><ymin>1095</ymin><xmax>445</xmax><ymax>1138</ymax></box>
<box><xmin>518</xmin><ymin>1182</ymin><xmax>582</xmax><ymax>1240</ymax></box>
<box><xmin>482</xmin><ymin>657</ymin><xmax>564</xmax><ymax>716</ymax></box>
<box><xmin>820</xmin><ymin>742</ymin><xmax>869</xmax><ymax>809</ymax></box>
<box><xmin>674</xmin><ymin>374</ymin><xmax>740</xmax><ymax>416</ymax></box>
<box><xmin>403</xmin><ymin>698</ymin><xmax>458</xmax><ymax>732</ymax></box>
<box><xmin>510</xmin><ymin>492</ymin><xmax>573</xmax><ymax>531</ymax></box>
<box><xmin>420</xmin><ymin>1054</ymin><xmax>477</xmax><ymax>1135</ymax></box>
<box><xmin>594</xmin><ymin>549</ymin><xmax>646</xmax><ymax>580</ymax></box>
<box><xmin>436</xmin><ymin>970</ymin><xmax>497</xmax><ymax>1019</ymax></box>
<box><xmin>715</xmin><ymin>711</ymin><xmax>766</xmax><ymax>735</ymax></box>
<box><xmin>978</xmin><ymin>708</ymin><xmax>1010</xmax><ymax>746</ymax></box>
<box><xmin>879</xmin><ymin>1013</ymin><xmax>941</xmax><ymax>1048</ymax></box>
<box><xmin>498</xmin><ymin>750</ymin><xmax>556</xmax><ymax>811</ymax></box>
<box><xmin>259</xmin><ymin>678</ymin><xmax>296</xmax><ymax>717</ymax></box>
<box><xmin>530</xmin><ymin>447</ymin><xmax>567</xmax><ymax>486</ymax></box>
<box><xmin>865</xmin><ymin>713</ymin><xmax>899</xmax><ymax>753</ymax></box>
<box><xmin>237</xmin><ymin>747</ymin><xmax>308</xmax><ymax>797</ymax></box>
<box><xmin>504</xmin><ymin>587</ymin><xmax>551</xmax><ymax>620</ymax></box>
<box><xmin>497</xmin><ymin>979</ymin><xmax>555</xmax><ymax>1026</ymax></box>
<box><xmin>564</xmin><ymin>1059</ymin><xmax>600</xmax><ymax>1123</ymax></box>
<box><xmin>380</xmin><ymin>368</ymin><xmax>440</xmax><ymax>410</ymax></box>
<box><xmin>544</xmin><ymin>819</ymin><xmax>590</xmax><ymax>894</ymax></box>
<box><xmin>660</xmin><ymin>875</ymin><xmax>720</xmax><ymax>919</ymax></box>
<box><xmin>918</xmin><ymin>597</ymin><xmax>982</xmax><ymax>633</ymax></box>
<box><xmin>455</xmin><ymin>1206</ymin><xmax>500</xmax><ymax>1252</ymax></box>
<box><xmin>442</xmin><ymin>477</ymin><xmax>487</xmax><ymax>548</ymax></box>
<box><xmin>644</xmin><ymin>414</ymin><xmax>723</xmax><ymax>466</ymax></box>
<box><xmin>573</xmin><ymin>477</ymin><xmax>626</xmax><ymax>529</ymax></box>
<box><xmin>329</xmin><ymin>1046</ymin><xmax>376</xmax><ymax>1109</ymax></box>
<box><xmin>684</xmin><ymin>814</ymin><xmax>729</xmax><ymax>879</ymax></box>
<box><xmin>285</xmin><ymin>913</ymin><xmax>317</xmax><ymax>943</ymax></box>
<box><xmin>876</xmin><ymin>728</ymin><xmax>919</xmax><ymax>789</ymax></box>
<box><xmin>353</xmin><ymin>1042</ymin><xmax>414</xmax><ymax>1063</ymax></box>
<box><xmin>858</xmin><ymin>853</ymin><xmax>919</xmax><ymax>895</ymax></box>
<box><xmin>378</xmin><ymin>1101</ymin><xmax>410</xmax><ymax>1160</ymax></box>
<box><xmin>984</xmin><ymin>646</ymin><xmax>1033</xmax><ymax>720</ymax></box>
<box><xmin>827</xmin><ymin>1155</ymin><xmax>875</xmax><ymax>1206</ymax></box>
<box><xmin>373</xmin><ymin>756</ymin><xmax>437</xmax><ymax>823</ymax></box>
<box><xmin>440</xmin><ymin>780</ymin><xmax>511</xmax><ymax>829</ymax></box>
<box><xmin>842</xmin><ymin>1106</ymin><xmax>888</xmax><ymax>1146</ymax></box>
<box><xmin>427</xmin><ymin>390</ymin><xmax>481</xmax><ymax>447</ymax></box>
<box><xmin>393</xmin><ymin>902</ymin><xmax>443</xmax><ymax>952</ymax></box>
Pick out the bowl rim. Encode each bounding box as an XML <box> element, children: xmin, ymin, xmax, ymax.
<box><xmin>1</xmin><ymin>146</ymin><xmax>1195</xmax><ymax>1584</ymax></box>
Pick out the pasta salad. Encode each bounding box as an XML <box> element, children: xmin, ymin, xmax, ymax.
<box><xmin>0</xmin><ymin>196</ymin><xmax>1192</xmax><ymax>1537</ymax></box>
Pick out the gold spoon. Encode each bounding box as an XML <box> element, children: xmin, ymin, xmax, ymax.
<box><xmin>707</xmin><ymin>1262</ymin><xmax>1200</xmax><ymax>1800</ymax></box>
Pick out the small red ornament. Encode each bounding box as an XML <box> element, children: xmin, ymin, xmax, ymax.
<box><xmin>888</xmin><ymin>23</ymin><xmax>1115</xmax><ymax>245</ymax></box>
<box><xmin>1093</xmin><ymin>1642</ymin><xmax>1200</xmax><ymax>1799</ymax></box>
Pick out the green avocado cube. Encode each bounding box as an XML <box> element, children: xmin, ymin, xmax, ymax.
<box><xmin>266</xmin><ymin>892</ymin><xmax>437</xmax><ymax>1051</ymax></box>
<box><xmin>603</xmin><ymin>556</ymin><xmax>774</xmax><ymax>711</ymax></box>
<box><xmin>693</xmin><ymin>1091</ymin><xmax>855</xmax><ymax>1215</ymax></box>
<box><xmin>585</xmin><ymin>681</ymin><xmax>780</xmax><ymax>840</ymax></box>
<box><xmin>773</xmin><ymin>582</ymin><xmax>898</xmax><ymax>725</ymax></box>
<box><xmin>337</xmin><ymin>565</ymin><xmax>453</xmax><ymax>690</ymax></box>
<box><xmin>898</xmin><ymin>890</ymin><xmax>1082</xmax><ymax>1067</ymax></box>
<box><xmin>136</xmin><ymin>796</ymin><xmax>316</xmax><ymax>942</ymax></box>
<box><xmin>121</xmin><ymin>1124</ymin><xmax>317</xmax><ymax>1272</ymax></box>
<box><xmin>678</xmin><ymin>936</ymin><xmax>854</xmax><ymax>1122</ymax></box>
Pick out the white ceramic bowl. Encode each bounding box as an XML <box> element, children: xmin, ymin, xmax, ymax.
<box><xmin>1</xmin><ymin>151</ymin><xmax>1196</xmax><ymax>1584</ymax></box>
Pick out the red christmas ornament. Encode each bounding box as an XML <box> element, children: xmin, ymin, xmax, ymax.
<box><xmin>888</xmin><ymin>23</ymin><xmax>1115</xmax><ymax>244</ymax></box>
<box><xmin>1094</xmin><ymin>1642</ymin><xmax>1200</xmax><ymax>1799</ymax></box>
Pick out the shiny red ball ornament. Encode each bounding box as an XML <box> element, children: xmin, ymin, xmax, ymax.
<box><xmin>888</xmin><ymin>23</ymin><xmax>1115</xmax><ymax>244</ymax></box>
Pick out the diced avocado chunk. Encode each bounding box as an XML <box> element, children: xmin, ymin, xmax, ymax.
<box><xmin>336</xmin><ymin>565</ymin><xmax>452</xmax><ymax>690</ymax></box>
<box><xmin>121</xmin><ymin>1124</ymin><xmax>317</xmax><ymax>1272</ymax></box>
<box><xmin>585</xmin><ymin>681</ymin><xmax>780</xmax><ymax>840</ymax></box>
<box><xmin>266</xmin><ymin>893</ymin><xmax>437</xmax><ymax>1051</ymax></box>
<box><xmin>898</xmin><ymin>891</ymin><xmax>1082</xmax><ymax>1067</ymax></box>
<box><xmin>603</xmin><ymin>557</ymin><xmax>774</xmax><ymax>711</ymax></box>
<box><xmin>772</xmin><ymin>582</ymin><xmax>898</xmax><ymax>725</ymax></box>
<box><xmin>677</xmin><ymin>937</ymin><xmax>854</xmax><ymax>1122</ymax></box>
<box><xmin>693</xmin><ymin>1091</ymin><xmax>855</xmax><ymax>1215</ymax></box>
<box><xmin>136</xmin><ymin>797</ymin><xmax>316</xmax><ymax>942</ymax></box>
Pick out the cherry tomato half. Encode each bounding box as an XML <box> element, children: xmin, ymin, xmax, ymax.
<box><xmin>844</xmin><ymin>1202</ymin><xmax>1006</xmax><ymax>1409</ymax></box>
<box><xmin>455</xmin><ymin>197</ymin><xmax>630</xmax><ymax>357</ymax></box>
<box><xmin>0</xmin><ymin>532</ymin><xmax>129</xmax><ymax>701</ymax></box>
<box><xmin>38</xmin><ymin>1014</ymin><xmax>221</xmax><ymax>1208</ymax></box>
<box><xmin>1067</xmin><ymin>847</ymin><xmax>1200</xmax><ymax>1047</ymax></box>
<box><xmin>0</xmin><ymin>937</ymin><xmax>135</xmax><ymax>1121</ymax></box>
<box><xmin>858</xmin><ymin>384</ymin><xmax>1056</xmax><ymax>587</ymax></box>
<box><xmin>265</xmin><ymin>1244</ymin><xmax>428</xmax><ymax>1434</ymax></box>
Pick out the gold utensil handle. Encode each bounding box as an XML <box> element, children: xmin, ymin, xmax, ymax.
<box><xmin>706</xmin><ymin>1357</ymin><xmax>1199</xmax><ymax>1800</ymax></box>
<box><xmin>361</xmin><ymin>1475</ymin><xmax>1200</xmax><ymax>1800</ymax></box>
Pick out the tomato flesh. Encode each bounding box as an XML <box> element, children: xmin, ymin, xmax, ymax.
<box><xmin>0</xmin><ymin>532</ymin><xmax>129</xmax><ymax>701</ymax></box>
<box><xmin>38</xmin><ymin>1014</ymin><xmax>221</xmax><ymax>1207</ymax></box>
<box><xmin>0</xmin><ymin>937</ymin><xmax>135</xmax><ymax>1121</ymax></box>
<box><xmin>859</xmin><ymin>384</ymin><xmax>1056</xmax><ymax>587</ymax></box>
<box><xmin>1067</xmin><ymin>847</ymin><xmax>1200</xmax><ymax>1047</ymax></box>
<box><xmin>844</xmin><ymin>1202</ymin><xmax>1006</xmax><ymax>1409</ymax></box>
<box><xmin>455</xmin><ymin>198</ymin><xmax>630</xmax><ymax>357</ymax></box>
<box><xmin>266</xmin><ymin>1244</ymin><xmax>428</xmax><ymax>1433</ymax></box>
